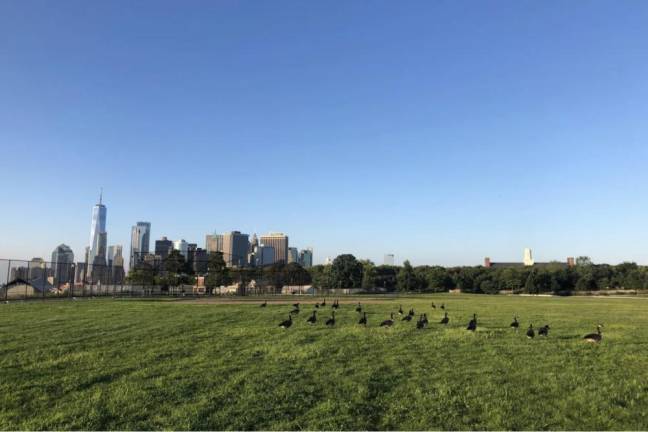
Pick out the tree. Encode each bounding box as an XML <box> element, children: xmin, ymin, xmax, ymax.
<box><xmin>330</xmin><ymin>254</ymin><xmax>363</xmax><ymax>289</ymax></box>
<box><xmin>265</xmin><ymin>262</ymin><xmax>287</xmax><ymax>294</ymax></box>
<box><xmin>576</xmin><ymin>256</ymin><xmax>593</xmax><ymax>266</ymax></box>
<box><xmin>205</xmin><ymin>252</ymin><xmax>231</xmax><ymax>292</ymax></box>
<box><xmin>424</xmin><ymin>266</ymin><xmax>453</xmax><ymax>292</ymax></box>
<box><xmin>397</xmin><ymin>260</ymin><xmax>422</xmax><ymax>292</ymax></box>
<box><xmin>126</xmin><ymin>263</ymin><xmax>155</xmax><ymax>286</ymax></box>
<box><xmin>360</xmin><ymin>260</ymin><xmax>376</xmax><ymax>290</ymax></box>
<box><xmin>524</xmin><ymin>271</ymin><xmax>538</xmax><ymax>294</ymax></box>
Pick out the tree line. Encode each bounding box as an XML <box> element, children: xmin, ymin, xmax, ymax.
<box><xmin>126</xmin><ymin>251</ymin><xmax>648</xmax><ymax>294</ymax></box>
<box><xmin>308</xmin><ymin>254</ymin><xmax>648</xmax><ymax>294</ymax></box>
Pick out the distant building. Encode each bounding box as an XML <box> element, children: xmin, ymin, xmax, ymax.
<box><xmin>51</xmin><ymin>244</ymin><xmax>74</xmax><ymax>287</ymax></box>
<box><xmin>384</xmin><ymin>254</ymin><xmax>395</xmax><ymax>266</ymax></box>
<box><xmin>255</xmin><ymin>245</ymin><xmax>275</xmax><ymax>267</ymax></box>
<box><xmin>324</xmin><ymin>257</ymin><xmax>333</xmax><ymax>265</ymax></box>
<box><xmin>206</xmin><ymin>233</ymin><xmax>224</xmax><ymax>253</ymax></box>
<box><xmin>223</xmin><ymin>231</ymin><xmax>249</xmax><ymax>267</ymax></box>
<box><xmin>88</xmin><ymin>192</ymin><xmax>107</xmax><ymax>276</ymax></box>
<box><xmin>288</xmin><ymin>247</ymin><xmax>299</xmax><ymax>264</ymax></box>
<box><xmin>260</xmin><ymin>232</ymin><xmax>288</xmax><ymax>264</ymax></box>
<box><xmin>484</xmin><ymin>249</ymin><xmax>574</xmax><ymax>269</ymax></box>
<box><xmin>130</xmin><ymin>221</ymin><xmax>151</xmax><ymax>269</ymax></box>
<box><xmin>249</xmin><ymin>233</ymin><xmax>259</xmax><ymax>253</ymax></box>
<box><xmin>173</xmin><ymin>239</ymin><xmax>189</xmax><ymax>259</ymax></box>
<box><xmin>107</xmin><ymin>245</ymin><xmax>122</xmax><ymax>267</ymax></box>
<box><xmin>193</xmin><ymin>248</ymin><xmax>209</xmax><ymax>274</ymax></box>
<box><xmin>155</xmin><ymin>237</ymin><xmax>174</xmax><ymax>259</ymax></box>
<box><xmin>299</xmin><ymin>248</ymin><xmax>313</xmax><ymax>268</ymax></box>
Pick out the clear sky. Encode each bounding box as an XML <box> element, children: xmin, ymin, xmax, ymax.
<box><xmin>1</xmin><ymin>0</ymin><xmax>647</xmax><ymax>266</ymax></box>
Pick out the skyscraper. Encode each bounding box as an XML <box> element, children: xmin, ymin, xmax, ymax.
<box><xmin>155</xmin><ymin>236</ymin><xmax>174</xmax><ymax>259</ymax></box>
<box><xmin>173</xmin><ymin>239</ymin><xmax>189</xmax><ymax>259</ymax></box>
<box><xmin>87</xmin><ymin>191</ymin><xmax>107</xmax><ymax>273</ymax></box>
<box><xmin>130</xmin><ymin>221</ymin><xmax>151</xmax><ymax>269</ymax></box>
<box><xmin>288</xmin><ymin>247</ymin><xmax>299</xmax><ymax>264</ymax></box>
<box><xmin>51</xmin><ymin>244</ymin><xmax>74</xmax><ymax>287</ymax></box>
<box><xmin>222</xmin><ymin>231</ymin><xmax>249</xmax><ymax>267</ymax></box>
<box><xmin>205</xmin><ymin>233</ymin><xmax>224</xmax><ymax>253</ymax></box>
<box><xmin>299</xmin><ymin>248</ymin><xmax>313</xmax><ymax>268</ymax></box>
<box><xmin>260</xmin><ymin>232</ymin><xmax>289</xmax><ymax>264</ymax></box>
<box><xmin>107</xmin><ymin>245</ymin><xmax>123</xmax><ymax>267</ymax></box>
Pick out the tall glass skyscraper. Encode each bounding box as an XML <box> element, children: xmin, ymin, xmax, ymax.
<box><xmin>130</xmin><ymin>222</ymin><xmax>151</xmax><ymax>268</ymax></box>
<box><xmin>88</xmin><ymin>191</ymin><xmax>107</xmax><ymax>271</ymax></box>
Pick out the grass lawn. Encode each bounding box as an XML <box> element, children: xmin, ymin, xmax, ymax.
<box><xmin>1</xmin><ymin>294</ymin><xmax>648</xmax><ymax>430</ymax></box>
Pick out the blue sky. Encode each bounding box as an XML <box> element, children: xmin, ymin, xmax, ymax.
<box><xmin>1</xmin><ymin>0</ymin><xmax>647</xmax><ymax>266</ymax></box>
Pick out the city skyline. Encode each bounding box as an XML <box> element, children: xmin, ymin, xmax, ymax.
<box><xmin>1</xmin><ymin>2</ymin><xmax>648</xmax><ymax>265</ymax></box>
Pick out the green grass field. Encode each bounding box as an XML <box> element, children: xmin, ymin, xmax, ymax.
<box><xmin>2</xmin><ymin>294</ymin><xmax>648</xmax><ymax>430</ymax></box>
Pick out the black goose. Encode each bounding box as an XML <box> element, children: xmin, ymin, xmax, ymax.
<box><xmin>526</xmin><ymin>324</ymin><xmax>535</xmax><ymax>339</ymax></box>
<box><xmin>416</xmin><ymin>315</ymin><xmax>425</xmax><ymax>329</ymax></box>
<box><xmin>321</xmin><ymin>299</ymin><xmax>326</xmax><ymax>307</ymax></box>
<box><xmin>538</xmin><ymin>325</ymin><xmax>550</xmax><ymax>337</ymax></box>
<box><xmin>422</xmin><ymin>314</ymin><xmax>429</xmax><ymax>326</ymax></box>
<box><xmin>325</xmin><ymin>311</ymin><xmax>336</xmax><ymax>327</ymax></box>
<box><xmin>355</xmin><ymin>302</ymin><xmax>362</xmax><ymax>313</ymax></box>
<box><xmin>431</xmin><ymin>302</ymin><xmax>436</xmax><ymax>309</ymax></box>
<box><xmin>358</xmin><ymin>312</ymin><xmax>367</xmax><ymax>326</ymax></box>
<box><xmin>292</xmin><ymin>302</ymin><xmax>300</xmax><ymax>309</ymax></box>
<box><xmin>510</xmin><ymin>316</ymin><xmax>519</xmax><ymax>330</ymax></box>
<box><xmin>279</xmin><ymin>314</ymin><xmax>292</xmax><ymax>329</ymax></box>
<box><xmin>467</xmin><ymin>314</ymin><xmax>477</xmax><ymax>331</ymax></box>
<box><xmin>260</xmin><ymin>300</ymin><xmax>267</xmax><ymax>308</ymax></box>
<box><xmin>315</xmin><ymin>302</ymin><xmax>320</xmax><ymax>309</ymax></box>
<box><xmin>440</xmin><ymin>312</ymin><xmax>449</xmax><ymax>325</ymax></box>
<box><xmin>306</xmin><ymin>311</ymin><xmax>317</xmax><ymax>325</ymax></box>
<box><xmin>408</xmin><ymin>308</ymin><xmax>415</xmax><ymax>317</ymax></box>
<box><xmin>290</xmin><ymin>307</ymin><xmax>300</xmax><ymax>315</ymax></box>
<box><xmin>402</xmin><ymin>314</ymin><xmax>413</xmax><ymax>322</ymax></box>
<box><xmin>398</xmin><ymin>305</ymin><xmax>404</xmax><ymax>315</ymax></box>
<box><xmin>440</xmin><ymin>303</ymin><xmax>445</xmax><ymax>310</ymax></box>
<box><xmin>380</xmin><ymin>313</ymin><xmax>395</xmax><ymax>327</ymax></box>
<box><xmin>584</xmin><ymin>325</ymin><xmax>603</xmax><ymax>343</ymax></box>
<box><xmin>332</xmin><ymin>299</ymin><xmax>340</xmax><ymax>310</ymax></box>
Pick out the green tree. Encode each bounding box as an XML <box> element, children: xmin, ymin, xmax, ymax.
<box><xmin>397</xmin><ymin>260</ymin><xmax>422</xmax><ymax>292</ymax></box>
<box><xmin>125</xmin><ymin>264</ymin><xmax>155</xmax><ymax>286</ymax></box>
<box><xmin>205</xmin><ymin>252</ymin><xmax>231</xmax><ymax>292</ymax></box>
<box><xmin>360</xmin><ymin>260</ymin><xmax>376</xmax><ymax>289</ymax></box>
<box><xmin>330</xmin><ymin>254</ymin><xmax>363</xmax><ymax>288</ymax></box>
<box><xmin>424</xmin><ymin>266</ymin><xmax>453</xmax><ymax>292</ymax></box>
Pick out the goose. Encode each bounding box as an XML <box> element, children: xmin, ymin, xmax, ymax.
<box><xmin>402</xmin><ymin>314</ymin><xmax>413</xmax><ymax>322</ymax></box>
<box><xmin>398</xmin><ymin>305</ymin><xmax>404</xmax><ymax>315</ymax></box>
<box><xmin>584</xmin><ymin>325</ymin><xmax>603</xmax><ymax>343</ymax></box>
<box><xmin>431</xmin><ymin>302</ymin><xmax>436</xmax><ymax>309</ymax></box>
<box><xmin>526</xmin><ymin>324</ymin><xmax>535</xmax><ymax>339</ymax></box>
<box><xmin>358</xmin><ymin>312</ymin><xmax>367</xmax><ymax>326</ymax></box>
<box><xmin>278</xmin><ymin>314</ymin><xmax>292</xmax><ymax>329</ymax></box>
<box><xmin>467</xmin><ymin>314</ymin><xmax>477</xmax><ymax>331</ymax></box>
<box><xmin>380</xmin><ymin>313</ymin><xmax>395</xmax><ymax>327</ymax></box>
<box><xmin>332</xmin><ymin>299</ymin><xmax>339</xmax><ymax>310</ymax></box>
<box><xmin>416</xmin><ymin>315</ymin><xmax>425</xmax><ymax>329</ymax></box>
<box><xmin>355</xmin><ymin>302</ymin><xmax>362</xmax><ymax>313</ymax></box>
<box><xmin>292</xmin><ymin>302</ymin><xmax>300</xmax><ymax>309</ymax></box>
<box><xmin>440</xmin><ymin>303</ymin><xmax>445</xmax><ymax>310</ymax></box>
<box><xmin>260</xmin><ymin>300</ymin><xmax>267</xmax><ymax>308</ymax></box>
<box><xmin>306</xmin><ymin>311</ymin><xmax>317</xmax><ymax>325</ymax></box>
<box><xmin>538</xmin><ymin>325</ymin><xmax>550</xmax><ymax>337</ymax></box>
<box><xmin>325</xmin><ymin>311</ymin><xmax>336</xmax><ymax>327</ymax></box>
<box><xmin>315</xmin><ymin>302</ymin><xmax>320</xmax><ymax>309</ymax></box>
<box><xmin>440</xmin><ymin>312</ymin><xmax>449</xmax><ymax>325</ymax></box>
<box><xmin>290</xmin><ymin>307</ymin><xmax>300</xmax><ymax>315</ymax></box>
<box><xmin>422</xmin><ymin>314</ymin><xmax>429</xmax><ymax>326</ymax></box>
<box><xmin>510</xmin><ymin>316</ymin><xmax>519</xmax><ymax>330</ymax></box>
<box><xmin>408</xmin><ymin>308</ymin><xmax>415</xmax><ymax>317</ymax></box>
<box><xmin>321</xmin><ymin>299</ymin><xmax>326</xmax><ymax>307</ymax></box>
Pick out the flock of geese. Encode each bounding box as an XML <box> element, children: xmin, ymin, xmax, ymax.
<box><xmin>262</xmin><ymin>299</ymin><xmax>605</xmax><ymax>343</ymax></box>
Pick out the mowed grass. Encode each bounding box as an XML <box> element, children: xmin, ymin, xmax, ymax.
<box><xmin>2</xmin><ymin>295</ymin><xmax>648</xmax><ymax>430</ymax></box>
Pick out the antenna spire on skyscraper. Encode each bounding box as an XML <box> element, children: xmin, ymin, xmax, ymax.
<box><xmin>99</xmin><ymin>187</ymin><xmax>103</xmax><ymax>205</ymax></box>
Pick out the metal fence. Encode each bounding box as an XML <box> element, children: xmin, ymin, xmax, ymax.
<box><xmin>0</xmin><ymin>258</ymin><xmax>322</xmax><ymax>301</ymax></box>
